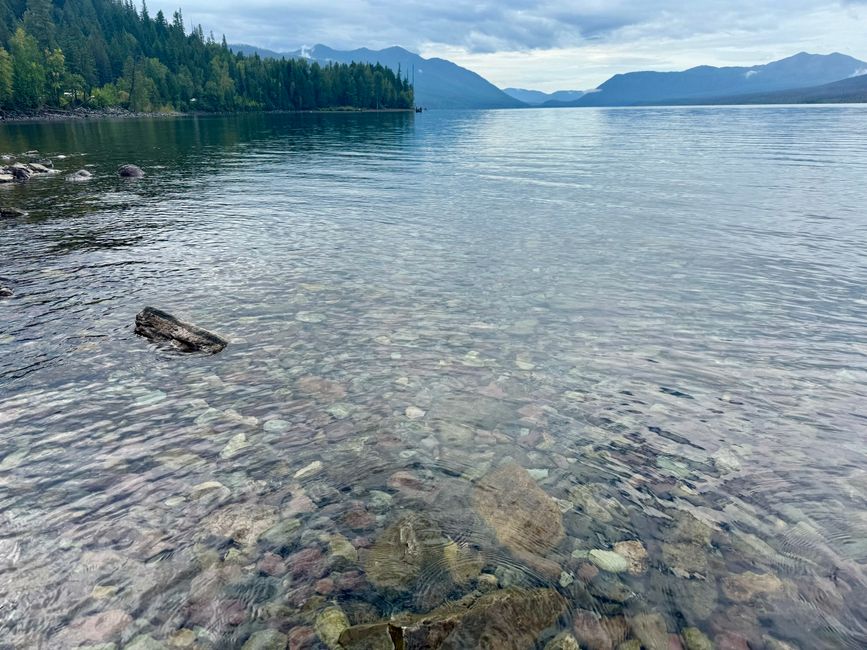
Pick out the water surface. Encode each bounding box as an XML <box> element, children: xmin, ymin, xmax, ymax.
<box><xmin>2</xmin><ymin>107</ymin><xmax>867</xmax><ymax>649</ymax></box>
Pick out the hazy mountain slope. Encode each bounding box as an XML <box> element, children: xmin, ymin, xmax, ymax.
<box><xmin>231</xmin><ymin>43</ymin><xmax>525</xmax><ymax>109</ymax></box>
<box><xmin>569</xmin><ymin>52</ymin><xmax>867</xmax><ymax>107</ymax></box>
<box><xmin>504</xmin><ymin>88</ymin><xmax>585</xmax><ymax>105</ymax></box>
<box><xmin>663</xmin><ymin>73</ymin><xmax>867</xmax><ymax>105</ymax></box>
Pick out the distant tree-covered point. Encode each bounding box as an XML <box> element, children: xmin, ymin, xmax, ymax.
<box><xmin>0</xmin><ymin>0</ymin><xmax>414</xmax><ymax>114</ymax></box>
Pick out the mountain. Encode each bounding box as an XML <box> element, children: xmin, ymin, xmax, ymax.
<box><xmin>230</xmin><ymin>43</ymin><xmax>287</xmax><ymax>60</ymax></box>
<box><xmin>231</xmin><ymin>44</ymin><xmax>525</xmax><ymax>109</ymax></box>
<box><xmin>503</xmin><ymin>88</ymin><xmax>585</xmax><ymax>105</ymax></box>
<box><xmin>556</xmin><ymin>52</ymin><xmax>867</xmax><ymax>107</ymax></box>
<box><xmin>667</xmin><ymin>72</ymin><xmax>867</xmax><ymax>105</ymax></box>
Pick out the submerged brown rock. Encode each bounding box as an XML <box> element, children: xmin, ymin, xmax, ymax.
<box><xmin>472</xmin><ymin>462</ymin><xmax>564</xmax><ymax>573</ymax></box>
<box><xmin>363</xmin><ymin>515</ymin><xmax>446</xmax><ymax>590</ymax></box>
<box><xmin>338</xmin><ymin>587</ymin><xmax>566</xmax><ymax>650</ymax></box>
<box><xmin>135</xmin><ymin>307</ymin><xmax>228</xmax><ymax>354</ymax></box>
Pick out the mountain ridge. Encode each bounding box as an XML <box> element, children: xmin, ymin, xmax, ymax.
<box><xmin>503</xmin><ymin>88</ymin><xmax>585</xmax><ymax>105</ymax></box>
<box><xmin>547</xmin><ymin>52</ymin><xmax>867</xmax><ymax>107</ymax></box>
<box><xmin>230</xmin><ymin>44</ymin><xmax>867</xmax><ymax>110</ymax></box>
<box><xmin>648</xmin><ymin>72</ymin><xmax>867</xmax><ymax>106</ymax></box>
<box><xmin>230</xmin><ymin>43</ymin><xmax>525</xmax><ymax>110</ymax></box>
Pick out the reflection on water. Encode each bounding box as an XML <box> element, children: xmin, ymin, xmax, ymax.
<box><xmin>2</xmin><ymin>107</ymin><xmax>867</xmax><ymax>649</ymax></box>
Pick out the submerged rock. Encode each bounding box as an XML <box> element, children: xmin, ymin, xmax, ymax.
<box><xmin>118</xmin><ymin>164</ymin><xmax>145</xmax><ymax>178</ymax></box>
<box><xmin>721</xmin><ymin>571</ymin><xmax>783</xmax><ymax>602</ymax></box>
<box><xmin>629</xmin><ymin>613</ymin><xmax>669</xmax><ymax>650</ymax></box>
<box><xmin>588</xmin><ymin>549</ymin><xmax>629</xmax><ymax>574</ymax></box>
<box><xmin>613</xmin><ymin>540</ymin><xmax>648</xmax><ymax>575</ymax></box>
<box><xmin>363</xmin><ymin>515</ymin><xmax>445</xmax><ymax>590</ymax></box>
<box><xmin>55</xmin><ymin>609</ymin><xmax>133</xmax><ymax>645</ymax></box>
<box><xmin>201</xmin><ymin>503</ymin><xmax>278</xmax><ymax>546</ymax></box>
<box><xmin>135</xmin><ymin>307</ymin><xmax>228</xmax><ymax>354</ymax></box>
<box><xmin>242</xmin><ymin>629</ymin><xmax>288</xmax><ymax>650</ymax></box>
<box><xmin>443</xmin><ymin>539</ymin><xmax>485</xmax><ymax>585</ymax></box>
<box><xmin>338</xmin><ymin>587</ymin><xmax>566</xmax><ymax>650</ymax></box>
<box><xmin>220</xmin><ymin>432</ymin><xmax>249</xmax><ymax>458</ymax></box>
<box><xmin>315</xmin><ymin>606</ymin><xmax>350</xmax><ymax>649</ymax></box>
<box><xmin>544</xmin><ymin>631</ymin><xmax>582</xmax><ymax>650</ymax></box>
<box><xmin>67</xmin><ymin>169</ymin><xmax>93</xmax><ymax>181</ymax></box>
<box><xmin>682</xmin><ymin>627</ymin><xmax>714</xmax><ymax>650</ymax></box>
<box><xmin>572</xmin><ymin>610</ymin><xmax>628</xmax><ymax>650</ymax></box>
<box><xmin>124</xmin><ymin>634</ymin><xmax>165</xmax><ymax>650</ymax></box>
<box><xmin>661</xmin><ymin>542</ymin><xmax>709</xmax><ymax>577</ymax></box>
<box><xmin>472</xmin><ymin>463</ymin><xmax>564</xmax><ymax>573</ymax></box>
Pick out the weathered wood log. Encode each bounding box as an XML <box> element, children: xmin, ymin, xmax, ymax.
<box><xmin>134</xmin><ymin>307</ymin><xmax>227</xmax><ymax>354</ymax></box>
<box><xmin>0</xmin><ymin>207</ymin><xmax>27</xmax><ymax>218</ymax></box>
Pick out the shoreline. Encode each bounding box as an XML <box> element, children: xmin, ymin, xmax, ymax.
<box><xmin>0</xmin><ymin>106</ymin><xmax>416</xmax><ymax>125</ymax></box>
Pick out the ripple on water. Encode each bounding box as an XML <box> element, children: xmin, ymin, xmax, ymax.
<box><xmin>1</xmin><ymin>108</ymin><xmax>867</xmax><ymax>647</ymax></box>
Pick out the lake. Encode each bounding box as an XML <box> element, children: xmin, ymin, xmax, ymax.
<box><xmin>1</xmin><ymin>107</ymin><xmax>867</xmax><ymax>649</ymax></box>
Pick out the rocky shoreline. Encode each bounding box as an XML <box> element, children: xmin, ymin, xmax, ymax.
<box><xmin>0</xmin><ymin>107</ymin><xmax>182</xmax><ymax>123</ymax></box>
<box><xmin>0</xmin><ymin>106</ymin><xmax>413</xmax><ymax>124</ymax></box>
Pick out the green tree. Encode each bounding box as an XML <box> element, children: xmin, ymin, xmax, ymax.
<box><xmin>0</xmin><ymin>48</ymin><xmax>13</xmax><ymax>106</ymax></box>
<box><xmin>9</xmin><ymin>27</ymin><xmax>45</xmax><ymax>108</ymax></box>
<box><xmin>22</xmin><ymin>0</ymin><xmax>55</xmax><ymax>49</ymax></box>
<box><xmin>45</xmin><ymin>47</ymin><xmax>66</xmax><ymax>106</ymax></box>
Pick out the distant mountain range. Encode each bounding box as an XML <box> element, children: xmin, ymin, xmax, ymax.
<box><xmin>542</xmin><ymin>52</ymin><xmax>867</xmax><ymax>107</ymax></box>
<box><xmin>661</xmin><ymin>72</ymin><xmax>867</xmax><ymax>106</ymax></box>
<box><xmin>230</xmin><ymin>43</ymin><xmax>523</xmax><ymax>110</ymax></box>
<box><xmin>502</xmin><ymin>88</ymin><xmax>585</xmax><ymax>105</ymax></box>
<box><xmin>230</xmin><ymin>45</ymin><xmax>867</xmax><ymax>110</ymax></box>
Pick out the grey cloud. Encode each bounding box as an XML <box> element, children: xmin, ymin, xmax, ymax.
<box><xmin>147</xmin><ymin>0</ymin><xmax>857</xmax><ymax>52</ymax></box>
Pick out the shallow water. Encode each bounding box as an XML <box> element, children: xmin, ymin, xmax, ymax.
<box><xmin>1</xmin><ymin>107</ymin><xmax>867</xmax><ymax>649</ymax></box>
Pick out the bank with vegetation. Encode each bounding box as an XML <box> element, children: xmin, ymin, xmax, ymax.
<box><xmin>0</xmin><ymin>0</ymin><xmax>414</xmax><ymax>116</ymax></box>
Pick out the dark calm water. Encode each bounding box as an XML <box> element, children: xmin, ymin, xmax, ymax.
<box><xmin>2</xmin><ymin>107</ymin><xmax>867</xmax><ymax>649</ymax></box>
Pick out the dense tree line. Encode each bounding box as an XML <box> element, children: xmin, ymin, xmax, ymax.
<box><xmin>0</xmin><ymin>0</ymin><xmax>414</xmax><ymax>113</ymax></box>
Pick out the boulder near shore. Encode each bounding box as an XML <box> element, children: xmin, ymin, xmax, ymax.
<box><xmin>0</xmin><ymin>159</ymin><xmax>56</xmax><ymax>183</ymax></box>
<box><xmin>118</xmin><ymin>164</ymin><xmax>145</xmax><ymax>178</ymax></box>
<box><xmin>134</xmin><ymin>307</ymin><xmax>228</xmax><ymax>354</ymax></box>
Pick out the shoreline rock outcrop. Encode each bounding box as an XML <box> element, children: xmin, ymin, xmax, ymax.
<box><xmin>134</xmin><ymin>307</ymin><xmax>228</xmax><ymax>354</ymax></box>
<box><xmin>1</xmin><ymin>160</ymin><xmax>56</xmax><ymax>183</ymax></box>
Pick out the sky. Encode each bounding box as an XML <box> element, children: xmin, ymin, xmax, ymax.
<box><xmin>145</xmin><ymin>1</ymin><xmax>867</xmax><ymax>91</ymax></box>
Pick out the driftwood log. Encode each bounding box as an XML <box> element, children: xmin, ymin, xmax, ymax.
<box><xmin>135</xmin><ymin>307</ymin><xmax>227</xmax><ymax>354</ymax></box>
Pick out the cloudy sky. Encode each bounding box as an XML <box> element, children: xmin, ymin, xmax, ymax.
<box><xmin>146</xmin><ymin>0</ymin><xmax>867</xmax><ymax>91</ymax></box>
